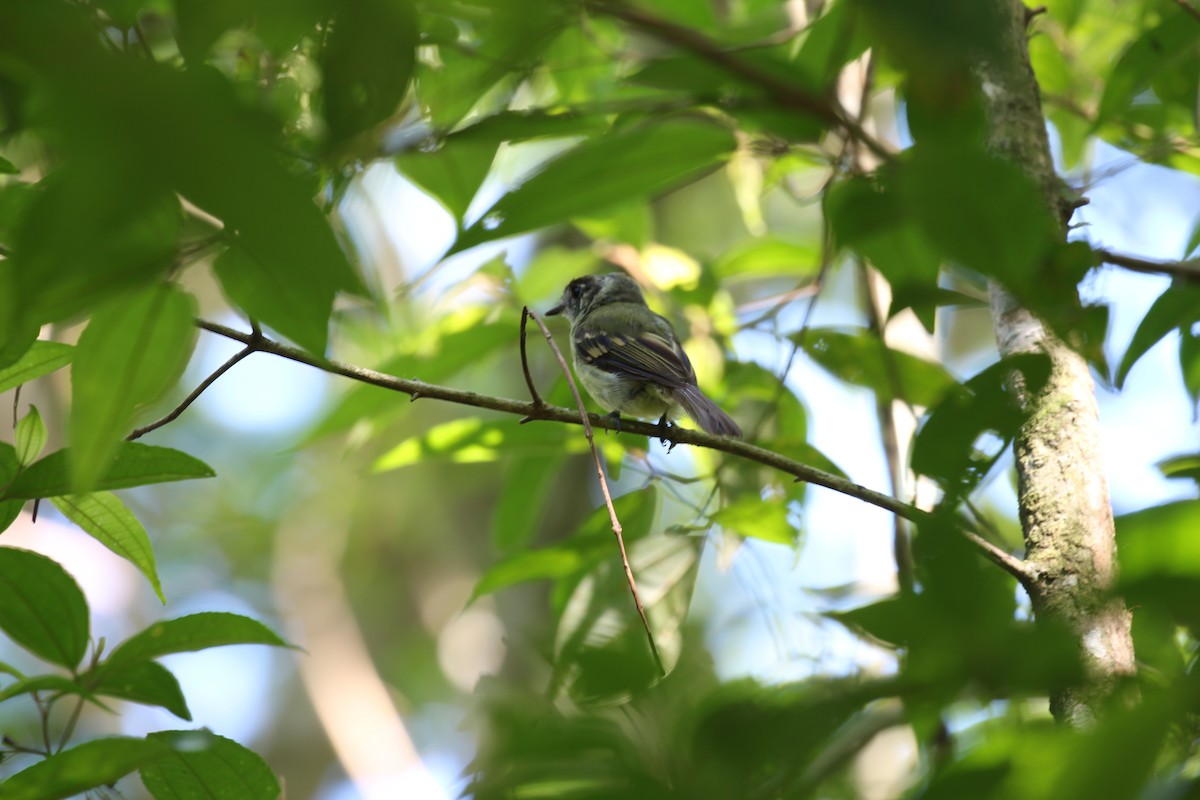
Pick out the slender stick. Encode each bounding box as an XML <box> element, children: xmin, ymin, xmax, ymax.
<box><xmin>1095</xmin><ymin>248</ymin><xmax>1200</xmax><ymax>281</ymax></box>
<box><xmin>194</xmin><ymin>318</ymin><xmax>1033</xmax><ymax>587</ymax></box>
<box><xmin>127</xmin><ymin>340</ymin><xmax>258</xmax><ymax>441</ymax></box>
<box><xmin>517</xmin><ymin>308</ymin><xmax>545</xmax><ymax>412</ymax></box>
<box><xmin>524</xmin><ymin>308</ymin><xmax>666</xmax><ymax>677</ymax></box>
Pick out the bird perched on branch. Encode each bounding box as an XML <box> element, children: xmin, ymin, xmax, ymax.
<box><xmin>547</xmin><ymin>273</ymin><xmax>742</xmax><ymax>438</ymax></box>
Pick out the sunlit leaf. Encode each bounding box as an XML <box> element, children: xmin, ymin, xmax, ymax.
<box><xmin>50</xmin><ymin>492</ymin><xmax>165</xmax><ymax>603</ymax></box>
<box><xmin>473</xmin><ymin>547</ymin><xmax>586</xmax><ymax>600</ymax></box>
<box><xmin>13</xmin><ymin>405</ymin><xmax>46</xmax><ymax>467</ymax></box>
<box><xmin>69</xmin><ymin>283</ymin><xmax>197</xmax><ymax>491</ymax></box>
<box><xmin>715</xmin><ymin>236</ymin><xmax>821</xmax><ymax>279</ymax></box>
<box><xmin>710</xmin><ymin>496</ymin><xmax>795</xmax><ymax>544</ymax></box>
<box><xmin>105</xmin><ymin>612</ymin><xmax>291</xmax><ymax>667</ymax></box>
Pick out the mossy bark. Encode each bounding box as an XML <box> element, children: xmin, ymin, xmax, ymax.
<box><xmin>978</xmin><ymin>0</ymin><xmax>1136</xmax><ymax>726</ymax></box>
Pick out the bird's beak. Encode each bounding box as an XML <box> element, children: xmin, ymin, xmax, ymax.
<box><xmin>546</xmin><ymin>302</ymin><xmax>564</xmax><ymax>316</ymax></box>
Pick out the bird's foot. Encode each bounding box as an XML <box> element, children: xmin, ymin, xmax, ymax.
<box><xmin>656</xmin><ymin>414</ymin><xmax>677</xmax><ymax>452</ymax></box>
<box><xmin>603</xmin><ymin>410</ymin><xmax>623</xmax><ymax>434</ymax></box>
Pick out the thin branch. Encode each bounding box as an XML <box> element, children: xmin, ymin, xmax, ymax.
<box><xmin>518</xmin><ymin>308</ymin><xmax>545</xmax><ymax>411</ymax></box>
<box><xmin>1168</xmin><ymin>0</ymin><xmax>1200</xmax><ymax>24</ymax></box>
<box><xmin>126</xmin><ymin>340</ymin><xmax>259</xmax><ymax>441</ymax></box>
<box><xmin>586</xmin><ymin>0</ymin><xmax>893</xmax><ymax>163</ymax></box>
<box><xmin>194</xmin><ymin>318</ymin><xmax>1024</xmax><ymax>578</ymax></box>
<box><xmin>1095</xmin><ymin>248</ymin><xmax>1200</xmax><ymax>281</ymax></box>
<box><xmin>524</xmin><ymin>308</ymin><xmax>666</xmax><ymax>677</ymax></box>
<box><xmin>961</xmin><ymin>526</ymin><xmax>1037</xmax><ymax>585</ymax></box>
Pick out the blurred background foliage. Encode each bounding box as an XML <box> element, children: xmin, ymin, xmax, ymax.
<box><xmin>0</xmin><ymin>0</ymin><xmax>1198</xmax><ymax>797</ymax></box>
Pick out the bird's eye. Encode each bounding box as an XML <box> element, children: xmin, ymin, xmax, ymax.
<box><xmin>570</xmin><ymin>282</ymin><xmax>584</xmax><ymax>299</ymax></box>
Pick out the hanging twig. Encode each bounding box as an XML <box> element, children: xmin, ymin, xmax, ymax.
<box><xmin>522</xmin><ymin>307</ymin><xmax>667</xmax><ymax>677</ymax></box>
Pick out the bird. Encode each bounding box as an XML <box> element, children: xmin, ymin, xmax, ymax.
<box><xmin>547</xmin><ymin>273</ymin><xmax>742</xmax><ymax>438</ymax></box>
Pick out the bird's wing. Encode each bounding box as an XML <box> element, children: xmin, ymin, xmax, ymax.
<box><xmin>574</xmin><ymin>327</ymin><xmax>696</xmax><ymax>388</ymax></box>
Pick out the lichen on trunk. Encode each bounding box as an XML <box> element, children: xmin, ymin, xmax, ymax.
<box><xmin>977</xmin><ymin>0</ymin><xmax>1136</xmax><ymax>726</ymax></box>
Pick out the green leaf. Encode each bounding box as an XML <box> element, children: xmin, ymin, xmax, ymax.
<box><xmin>0</xmin><ymin>340</ymin><xmax>73</xmax><ymax>394</ymax></box>
<box><xmin>11</xmin><ymin>161</ymin><xmax>182</xmax><ymax>328</ymax></box>
<box><xmin>1181</xmin><ymin>326</ymin><xmax>1200</xmax><ymax>408</ymax></box>
<box><xmin>0</xmin><ymin>674</ymin><xmax>86</xmax><ymax>705</ymax></box>
<box><xmin>69</xmin><ymin>283</ymin><xmax>197</xmax><ymax>492</ymax></box>
<box><xmin>0</xmin><ymin>547</ymin><xmax>89</xmax><ymax>669</ymax></box>
<box><xmin>105</xmin><ymin>612</ymin><xmax>291</xmax><ymax>667</ymax></box>
<box><xmin>373</xmin><ymin>418</ymin><xmax>582</xmax><ymax>472</ymax></box>
<box><xmin>710</xmin><ymin>496</ymin><xmax>795</xmax><ymax>544</ymax></box>
<box><xmin>1095</xmin><ymin>10</ymin><xmax>1200</xmax><ymax>127</ymax></box>
<box><xmin>714</xmin><ymin>236</ymin><xmax>821</xmax><ymax>279</ymax></box>
<box><xmin>0</xmin><ymin>154</ymin><xmax>17</xmax><ymax>175</ymax></box>
<box><xmin>92</xmin><ymin>660</ymin><xmax>191</xmax><ymax>721</ymax></box>
<box><xmin>798</xmin><ymin>327</ymin><xmax>957</xmax><ymax>407</ymax></box>
<box><xmin>396</xmin><ymin>139</ymin><xmax>499</xmax><ymax>222</ymax></box>
<box><xmin>912</xmin><ymin>354</ymin><xmax>1051</xmax><ymax>495</ymax></box>
<box><xmin>321</xmin><ymin>0</ymin><xmax>417</xmax><ymax>143</ymax></box>
<box><xmin>141</xmin><ymin>730</ymin><xmax>280</xmax><ymax>800</ymax></box>
<box><xmin>896</xmin><ymin>146</ymin><xmax>1058</xmax><ymax>289</ymax></box>
<box><xmin>1115</xmin><ymin>283</ymin><xmax>1200</xmax><ymax>388</ymax></box>
<box><xmin>0</xmin><ymin>737</ymin><xmax>169</xmax><ymax>800</ymax></box>
<box><xmin>491</xmin><ymin>455</ymin><xmax>563</xmax><ymax>551</ymax></box>
<box><xmin>13</xmin><ymin>405</ymin><xmax>47</xmax><ymax>467</ymax></box>
<box><xmin>1117</xmin><ymin>500</ymin><xmax>1200</xmax><ymax>581</ymax></box>
<box><xmin>5</xmin><ymin>444</ymin><xmax>215</xmax><ymax>500</ymax></box>
<box><xmin>213</xmin><ymin>244</ymin><xmax>335</xmax><ymax>355</ymax></box>
<box><xmin>473</xmin><ymin>547</ymin><xmax>585</xmax><ymax>600</ymax></box>
<box><xmin>50</xmin><ymin>492</ymin><xmax>165</xmax><ymax>603</ymax></box>
<box><xmin>452</xmin><ymin>119</ymin><xmax>736</xmax><ymax>254</ymax></box>
<box><xmin>1157</xmin><ymin>453</ymin><xmax>1200</xmax><ymax>484</ymax></box>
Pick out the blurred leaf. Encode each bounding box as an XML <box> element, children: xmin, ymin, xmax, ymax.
<box><xmin>1095</xmin><ymin>10</ymin><xmax>1200</xmax><ymax>127</ymax></box>
<box><xmin>374</xmin><ymin>417</ymin><xmax>582</xmax><ymax>470</ymax></box>
<box><xmin>555</xmin><ymin>532</ymin><xmax>699</xmax><ymax>702</ymax></box>
<box><xmin>0</xmin><ymin>547</ymin><xmax>88</xmax><ymax>669</ymax></box>
<box><xmin>50</xmin><ymin>492</ymin><xmax>165</xmax><ymax>603</ymax></box>
<box><xmin>0</xmin><ymin>674</ymin><xmax>86</xmax><ymax>705</ymax></box>
<box><xmin>1115</xmin><ymin>283</ymin><xmax>1200</xmax><ymax>387</ymax></box>
<box><xmin>715</xmin><ymin>236</ymin><xmax>821</xmax><ymax>279</ymax></box>
<box><xmin>213</xmin><ymin>243</ymin><xmax>335</xmax><ymax>355</ymax></box>
<box><xmin>92</xmin><ymin>660</ymin><xmax>190</xmax><ymax>721</ymax></box>
<box><xmin>141</xmin><ymin>730</ymin><xmax>280</xmax><ymax>799</ymax></box>
<box><xmin>1117</xmin><ymin>500</ymin><xmax>1200</xmax><ymax>581</ymax></box>
<box><xmin>798</xmin><ymin>327</ymin><xmax>957</xmax><ymax>407</ymax></box>
<box><xmin>321</xmin><ymin>0</ymin><xmax>417</xmax><ymax>143</ymax></box>
<box><xmin>396</xmin><ymin>138</ymin><xmax>499</xmax><ymax>222</ymax></box>
<box><xmin>13</xmin><ymin>405</ymin><xmax>46</xmax><ymax>467</ymax></box>
<box><xmin>105</xmin><ymin>612</ymin><xmax>290</xmax><ymax>667</ymax></box>
<box><xmin>0</xmin><ymin>340</ymin><xmax>73</xmax><ymax>394</ymax></box>
<box><xmin>11</xmin><ymin>163</ymin><xmax>181</xmax><ymax>328</ymax></box>
<box><xmin>1157</xmin><ymin>453</ymin><xmax>1200</xmax><ymax>484</ymax></box>
<box><xmin>69</xmin><ymin>283</ymin><xmax>197</xmax><ymax>491</ymax></box>
<box><xmin>5</xmin><ymin>444</ymin><xmax>214</xmax><ymax>500</ymax></box>
<box><xmin>0</xmin><ymin>155</ymin><xmax>17</xmax><ymax>175</ymax></box>
<box><xmin>474</xmin><ymin>546</ymin><xmax>586</xmax><ymax>600</ymax></box>
<box><xmin>896</xmin><ymin>145</ymin><xmax>1058</xmax><ymax>290</ymax></box>
<box><xmin>0</xmin><ymin>736</ymin><xmax>169</xmax><ymax>800</ymax></box>
<box><xmin>1181</xmin><ymin>326</ymin><xmax>1200</xmax><ymax>408</ymax></box>
<box><xmin>912</xmin><ymin>354</ymin><xmax>1050</xmax><ymax>495</ymax></box>
<box><xmin>452</xmin><ymin>119</ymin><xmax>736</xmax><ymax>254</ymax></box>
<box><xmin>491</xmin><ymin>455</ymin><xmax>563</xmax><ymax>551</ymax></box>
<box><xmin>710</xmin><ymin>496</ymin><xmax>795</xmax><ymax>544</ymax></box>
<box><xmin>306</xmin><ymin>319</ymin><xmax>515</xmax><ymax>441</ymax></box>
<box><xmin>0</xmin><ymin>443</ymin><xmax>20</xmax><ymax>533</ymax></box>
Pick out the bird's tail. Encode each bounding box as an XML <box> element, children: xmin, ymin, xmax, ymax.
<box><xmin>674</xmin><ymin>385</ymin><xmax>742</xmax><ymax>438</ymax></box>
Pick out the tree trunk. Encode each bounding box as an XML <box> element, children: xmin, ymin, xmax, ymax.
<box><xmin>977</xmin><ymin>0</ymin><xmax>1136</xmax><ymax>726</ymax></box>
